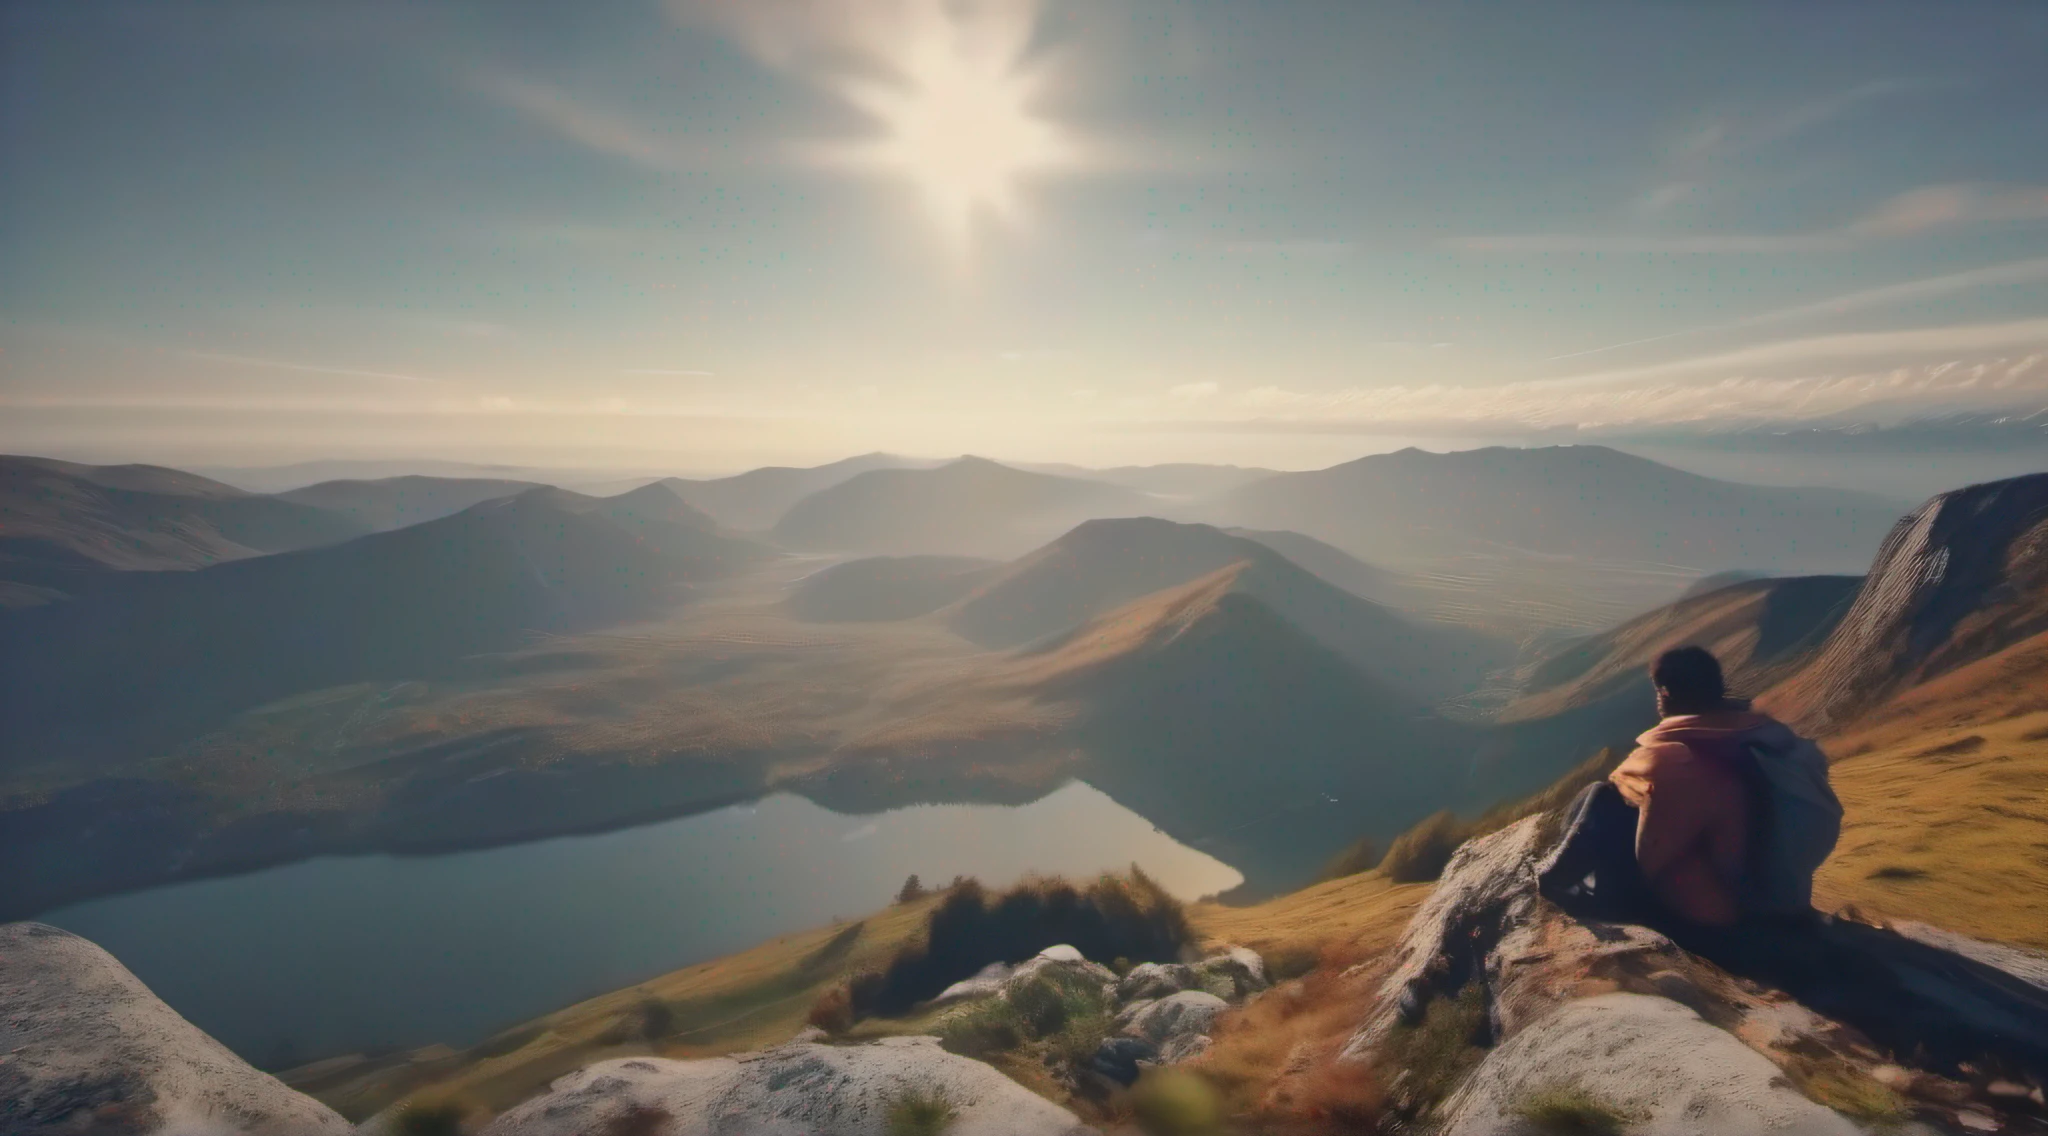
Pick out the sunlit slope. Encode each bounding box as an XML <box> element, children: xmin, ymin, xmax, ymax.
<box><xmin>0</xmin><ymin>454</ymin><xmax>370</xmax><ymax>597</ymax></box>
<box><xmin>1814</xmin><ymin>628</ymin><xmax>2048</xmax><ymax>950</ymax></box>
<box><xmin>771</xmin><ymin>456</ymin><xmax>1148</xmax><ymax>558</ymax></box>
<box><xmin>1766</xmin><ymin>472</ymin><xmax>2048</xmax><ymax>734</ymax></box>
<box><xmin>1501</xmin><ymin>573</ymin><xmax>1861</xmax><ymax>723</ymax></box>
<box><xmin>950</xmin><ymin>517</ymin><xmax>1511</xmax><ymax>703</ymax></box>
<box><xmin>1003</xmin><ymin>566</ymin><xmax>1483</xmax><ymax>894</ymax></box>
<box><xmin>1207</xmin><ymin>444</ymin><xmax>1906</xmax><ymax>571</ymax></box>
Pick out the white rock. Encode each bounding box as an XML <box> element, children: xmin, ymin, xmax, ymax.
<box><xmin>1438</xmin><ymin>993</ymin><xmax>1862</xmax><ymax>1136</ymax></box>
<box><xmin>0</xmin><ymin>921</ymin><xmax>353</xmax><ymax>1136</ymax></box>
<box><xmin>479</xmin><ymin>1037</ymin><xmax>1095</xmax><ymax>1136</ymax></box>
<box><xmin>1115</xmin><ymin>961</ymin><xmax>1200</xmax><ymax>1004</ymax></box>
<box><xmin>1122</xmin><ymin>991</ymin><xmax>1228</xmax><ymax>1048</ymax></box>
<box><xmin>931</xmin><ymin>961</ymin><xmax>1012</xmax><ymax>1006</ymax></box>
<box><xmin>1037</xmin><ymin>944</ymin><xmax>1087</xmax><ymax>964</ymax></box>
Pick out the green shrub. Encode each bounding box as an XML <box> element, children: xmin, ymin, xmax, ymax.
<box><xmin>1379</xmin><ymin>984</ymin><xmax>1490</xmax><ymax>1117</ymax></box>
<box><xmin>1009</xmin><ymin>976</ymin><xmax>1071</xmax><ymax>1036</ymax></box>
<box><xmin>636</xmin><ymin>996</ymin><xmax>675</xmax><ymax>1041</ymax></box>
<box><xmin>884</xmin><ymin>1087</ymin><xmax>957</xmax><ymax>1136</ymax></box>
<box><xmin>1318</xmin><ymin>836</ymin><xmax>1381</xmax><ymax>882</ymax></box>
<box><xmin>935</xmin><ymin>1001</ymin><xmax>1025</xmax><ymax>1059</ymax></box>
<box><xmin>807</xmin><ymin>984</ymin><xmax>856</xmax><ymax>1036</ymax></box>
<box><xmin>1380</xmin><ymin>811</ymin><xmax>1466</xmax><ymax>884</ymax></box>
<box><xmin>1377</xmin><ymin>749</ymin><xmax>1624</xmax><ymax>883</ymax></box>
<box><xmin>851</xmin><ymin>868</ymin><xmax>1191</xmax><ymax>1020</ymax></box>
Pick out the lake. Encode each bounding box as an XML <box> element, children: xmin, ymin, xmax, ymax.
<box><xmin>37</xmin><ymin>781</ymin><xmax>1241</xmax><ymax>1067</ymax></box>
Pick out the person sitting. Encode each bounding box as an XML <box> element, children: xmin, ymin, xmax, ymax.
<box><xmin>1538</xmin><ymin>645</ymin><xmax>1842</xmax><ymax>932</ymax></box>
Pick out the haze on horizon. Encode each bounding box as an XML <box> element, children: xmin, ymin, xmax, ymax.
<box><xmin>4</xmin><ymin>1</ymin><xmax>2047</xmax><ymax>476</ymax></box>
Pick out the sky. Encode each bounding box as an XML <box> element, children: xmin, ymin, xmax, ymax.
<box><xmin>4</xmin><ymin>0</ymin><xmax>2048</xmax><ymax>474</ymax></box>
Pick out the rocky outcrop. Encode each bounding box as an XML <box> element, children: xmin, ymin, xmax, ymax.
<box><xmin>478</xmin><ymin>1036</ymin><xmax>1094</xmax><ymax>1136</ymax></box>
<box><xmin>1770</xmin><ymin>472</ymin><xmax>2048</xmax><ymax>732</ymax></box>
<box><xmin>0</xmin><ymin>921</ymin><xmax>353</xmax><ymax>1136</ymax></box>
<box><xmin>1332</xmin><ymin>817</ymin><xmax>2048</xmax><ymax>1134</ymax></box>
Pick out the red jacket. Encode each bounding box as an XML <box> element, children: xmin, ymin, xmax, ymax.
<box><xmin>1609</xmin><ymin>711</ymin><xmax>1773</xmax><ymax>926</ymax></box>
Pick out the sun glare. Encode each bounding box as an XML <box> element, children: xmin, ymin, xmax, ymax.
<box><xmin>835</xmin><ymin>10</ymin><xmax>1076</xmax><ymax>248</ymax></box>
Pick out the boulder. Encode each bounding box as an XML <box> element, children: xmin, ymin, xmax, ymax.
<box><xmin>1003</xmin><ymin>951</ymin><xmax>1116</xmax><ymax>1003</ymax></box>
<box><xmin>1115</xmin><ymin>961</ymin><xmax>1199</xmax><ymax>1004</ymax></box>
<box><xmin>1328</xmin><ymin>816</ymin><xmax>2048</xmax><ymax>1134</ymax></box>
<box><xmin>1195</xmin><ymin>946</ymin><xmax>1269</xmax><ymax>1001</ymax></box>
<box><xmin>1438</xmin><ymin>993</ymin><xmax>1862</xmax><ymax>1136</ymax></box>
<box><xmin>1088</xmin><ymin>1036</ymin><xmax>1159</xmax><ymax>1087</ymax></box>
<box><xmin>1122</xmin><ymin>990</ymin><xmax>1228</xmax><ymax>1051</ymax></box>
<box><xmin>931</xmin><ymin>961</ymin><xmax>1011</xmax><ymax>1006</ymax></box>
<box><xmin>479</xmin><ymin>1037</ymin><xmax>1095</xmax><ymax>1136</ymax></box>
<box><xmin>0</xmin><ymin>921</ymin><xmax>353</xmax><ymax>1136</ymax></box>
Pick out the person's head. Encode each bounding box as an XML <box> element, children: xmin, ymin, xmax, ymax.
<box><xmin>1651</xmin><ymin>645</ymin><xmax>1728</xmax><ymax>716</ymax></box>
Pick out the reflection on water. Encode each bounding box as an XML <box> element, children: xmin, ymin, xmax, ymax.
<box><xmin>39</xmin><ymin>781</ymin><xmax>1240</xmax><ymax>1065</ymax></box>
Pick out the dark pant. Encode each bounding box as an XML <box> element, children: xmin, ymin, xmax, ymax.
<box><xmin>1536</xmin><ymin>781</ymin><xmax>1657</xmax><ymax>920</ymax></box>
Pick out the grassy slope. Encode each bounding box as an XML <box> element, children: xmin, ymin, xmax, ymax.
<box><xmin>1806</xmin><ymin>629</ymin><xmax>2048</xmax><ymax>950</ymax></box>
<box><xmin>293</xmin><ymin>873</ymin><xmax>1429</xmax><ymax>1122</ymax></box>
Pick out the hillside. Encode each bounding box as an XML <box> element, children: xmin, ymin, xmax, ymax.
<box><xmin>1764</xmin><ymin>472</ymin><xmax>2048</xmax><ymax>734</ymax></box>
<box><xmin>661</xmin><ymin>453</ymin><xmax>929</xmax><ymax>532</ymax></box>
<box><xmin>1224</xmin><ymin>527</ymin><xmax>1405</xmax><ymax>607</ymax></box>
<box><xmin>544</xmin><ymin>483</ymin><xmax>775</xmax><ymax>578</ymax></box>
<box><xmin>278</xmin><ymin>475</ymin><xmax>542</xmax><ymax>531</ymax></box>
<box><xmin>771</xmin><ymin>457</ymin><xmax>1148</xmax><ymax>559</ymax></box>
<box><xmin>0</xmin><ymin>488</ymin><xmax>700</xmax><ymax>772</ymax></box>
<box><xmin>1016</xmin><ymin>461</ymin><xmax>1279</xmax><ymax>499</ymax></box>
<box><xmin>0</xmin><ymin>455</ymin><xmax>369</xmax><ymax>599</ymax></box>
<box><xmin>787</xmin><ymin>555</ymin><xmax>1002</xmax><ymax>622</ymax></box>
<box><xmin>1501</xmin><ymin>573</ymin><xmax>1862</xmax><ymax>724</ymax></box>
<box><xmin>1206</xmin><ymin>444</ymin><xmax>1907</xmax><ymax>571</ymax></box>
<box><xmin>949</xmin><ymin>518</ymin><xmax>1510</xmax><ymax>704</ymax></box>
<box><xmin>1001</xmin><ymin>568</ymin><xmax>1483</xmax><ymax>893</ymax></box>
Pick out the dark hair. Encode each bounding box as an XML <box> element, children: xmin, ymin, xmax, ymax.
<box><xmin>1651</xmin><ymin>645</ymin><xmax>1726</xmax><ymax>709</ymax></box>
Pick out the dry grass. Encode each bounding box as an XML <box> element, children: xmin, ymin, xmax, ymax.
<box><xmin>1810</xmin><ymin>631</ymin><xmax>2048</xmax><ymax>950</ymax></box>
<box><xmin>294</xmin><ymin>898</ymin><xmax>942</xmax><ymax>1121</ymax></box>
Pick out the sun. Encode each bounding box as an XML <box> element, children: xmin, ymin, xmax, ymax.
<box><xmin>833</xmin><ymin>11</ymin><xmax>1077</xmax><ymax>248</ymax></box>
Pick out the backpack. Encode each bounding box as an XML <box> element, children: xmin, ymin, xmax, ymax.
<box><xmin>1736</xmin><ymin>730</ymin><xmax>1843</xmax><ymax>917</ymax></box>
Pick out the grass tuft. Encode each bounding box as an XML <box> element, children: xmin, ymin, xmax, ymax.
<box><xmin>883</xmin><ymin>1086</ymin><xmax>958</xmax><ymax>1136</ymax></box>
<box><xmin>1511</xmin><ymin>1083</ymin><xmax>1640</xmax><ymax>1135</ymax></box>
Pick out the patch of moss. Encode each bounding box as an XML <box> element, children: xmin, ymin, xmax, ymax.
<box><xmin>1379</xmin><ymin>983</ymin><xmax>1490</xmax><ymax>1117</ymax></box>
<box><xmin>936</xmin><ymin>1000</ymin><xmax>1026</xmax><ymax>1059</ymax></box>
<box><xmin>1511</xmin><ymin>1083</ymin><xmax>1641</xmax><ymax>1135</ymax></box>
<box><xmin>1787</xmin><ymin>1063</ymin><xmax>1910</xmax><ymax>1124</ymax></box>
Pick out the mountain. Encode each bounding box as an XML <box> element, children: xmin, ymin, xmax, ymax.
<box><xmin>1764</xmin><ymin>472</ymin><xmax>2048</xmax><ymax>734</ymax></box>
<box><xmin>1498</xmin><ymin>573</ymin><xmax>1862</xmax><ymax>725</ymax></box>
<box><xmin>1013</xmin><ymin>462</ymin><xmax>1279</xmax><ymax>499</ymax></box>
<box><xmin>0</xmin><ymin>488</ymin><xmax>705</xmax><ymax>770</ymax></box>
<box><xmin>660</xmin><ymin>453</ymin><xmax>932</xmax><ymax>532</ymax></box>
<box><xmin>0</xmin><ymin>456</ymin><xmax>370</xmax><ymax>600</ymax></box>
<box><xmin>1206</xmin><ymin>445</ymin><xmax>1909</xmax><ymax>571</ymax></box>
<box><xmin>786</xmin><ymin>556</ymin><xmax>1002</xmax><ymax>622</ymax></box>
<box><xmin>770</xmin><ymin>457</ymin><xmax>1149</xmax><ymax>559</ymax></box>
<box><xmin>542</xmin><ymin>483</ymin><xmax>774</xmax><ymax>578</ymax></box>
<box><xmin>947</xmin><ymin>517</ymin><xmax>1509</xmax><ymax>703</ymax></box>
<box><xmin>278</xmin><ymin>476</ymin><xmax>543</xmax><ymax>531</ymax></box>
<box><xmin>1004</xmin><ymin>567</ymin><xmax>1480</xmax><ymax>893</ymax></box>
<box><xmin>1224</xmin><ymin>527</ymin><xmax>1405</xmax><ymax>607</ymax></box>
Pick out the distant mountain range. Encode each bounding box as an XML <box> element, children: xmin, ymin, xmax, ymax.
<box><xmin>278</xmin><ymin>475</ymin><xmax>546</xmax><ymax>532</ymax></box>
<box><xmin>1204</xmin><ymin>444</ymin><xmax>1909</xmax><ymax>572</ymax></box>
<box><xmin>948</xmin><ymin>517</ymin><xmax>1509</xmax><ymax>703</ymax></box>
<box><xmin>658</xmin><ymin>453</ymin><xmax>935</xmax><ymax>532</ymax></box>
<box><xmin>0</xmin><ymin>456</ymin><xmax>369</xmax><ymax>602</ymax></box>
<box><xmin>786</xmin><ymin>556</ymin><xmax>1002</xmax><ymax>623</ymax></box>
<box><xmin>0</xmin><ymin>484</ymin><xmax>771</xmax><ymax>771</ymax></box>
<box><xmin>771</xmin><ymin>457</ymin><xmax>1150</xmax><ymax>559</ymax></box>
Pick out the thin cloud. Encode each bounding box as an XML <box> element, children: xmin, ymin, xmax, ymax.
<box><xmin>1547</xmin><ymin>256</ymin><xmax>2048</xmax><ymax>361</ymax></box>
<box><xmin>622</xmin><ymin>368</ymin><xmax>717</xmax><ymax>376</ymax></box>
<box><xmin>1550</xmin><ymin>318</ymin><xmax>2048</xmax><ymax>389</ymax></box>
<box><xmin>178</xmin><ymin>350</ymin><xmax>435</xmax><ymax>384</ymax></box>
<box><xmin>469</xmin><ymin>71</ymin><xmax>732</xmax><ymax>174</ymax></box>
<box><xmin>1170</xmin><ymin>381</ymin><xmax>1220</xmax><ymax>400</ymax></box>
<box><xmin>1455</xmin><ymin>182</ymin><xmax>2048</xmax><ymax>254</ymax></box>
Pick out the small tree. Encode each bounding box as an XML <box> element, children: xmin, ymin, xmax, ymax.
<box><xmin>896</xmin><ymin>874</ymin><xmax>926</xmax><ymax>904</ymax></box>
